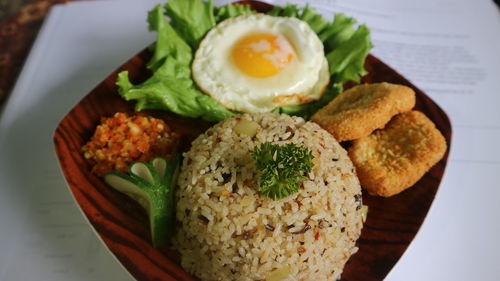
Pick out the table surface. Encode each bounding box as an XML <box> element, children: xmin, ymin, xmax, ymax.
<box><xmin>0</xmin><ymin>0</ymin><xmax>74</xmax><ymax>106</ymax></box>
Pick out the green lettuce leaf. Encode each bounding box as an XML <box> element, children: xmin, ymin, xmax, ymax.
<box><xmin>164</xmin><ymin>0</ymin><xmax>216</xmax><ymax>49</ymax></box>
<box><xmin>214</xmin><ymin>3</ymin><xmax>255</xmax><ymax>22</ymax></box>
<box><xmin>319</xmin><ymin>13</ymin><xmax>357</xmax><ymax>50</ymax></box>
<box><xmin>327</xmin><ymin>24</ymin><xmax>372</xmax><ymax>83</ymax></box>
<box><xmin>116</xmin><ymin>2</ymin><xmax>234</xmax><ymax>122</ymax></box>
<box><xmin>268</xmin><ymin>3</ymin><xmax>299</xmax><ymax>17</ymax></box>
<box><xmin>117</xmin><ymin>57</ymin><xmax>233</xmax><ymax>122</ymax></box>
<box><xmin>269</xmin><ymin>4</ymin><xmax>329</xmax><ymax>34</ymax></box>
<box><xmin>146</xmin><ymin>4</ymin><xmax>192</xmax><ymax>71</ymax></box>
<box><xmin>297</xmin><ymin>5</ymin><xmax>330</xmax><ymax>34</ymax></box>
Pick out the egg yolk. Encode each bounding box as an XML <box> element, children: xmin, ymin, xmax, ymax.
<box><xmin>231</xmin><ymin>33</ymin><xmax>295</xmax><ymax>78</ymax></box>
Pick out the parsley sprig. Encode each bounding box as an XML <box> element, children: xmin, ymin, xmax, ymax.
<box><xmin>252</xmin><ymin>142</ymin><xmax>314</xmax><ymax>200</ymax></box>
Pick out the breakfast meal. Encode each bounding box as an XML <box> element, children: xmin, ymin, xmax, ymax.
<box><xmin>348</xmin><ymin>110</ymin><xmax>447</xmax><ymax>197</ymax></box>
<box><xmin>75</xmin><ymin>0</ymin><xmax>448</xmax><ymax>280</ymax></box>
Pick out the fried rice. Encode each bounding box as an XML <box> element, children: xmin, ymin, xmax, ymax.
<box><xmin>174</xmin><ymin>112</ymin><xmax>363</xmax><ymax>281</ymax></box>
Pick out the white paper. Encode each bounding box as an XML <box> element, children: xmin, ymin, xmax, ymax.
<box><xmin>0</xmin><ymin>0</ymin><xmax>499</xmax><ymax>280</ymax></box>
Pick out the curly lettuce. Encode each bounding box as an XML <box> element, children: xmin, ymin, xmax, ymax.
<box><xmin>164</xmin><ymin>0</ymin><xmax>216</xmax><ymax>49</ymax></box>
<box><xmin>117</xmin><ymin>3</ymin><xmax>236</xmax><ymax>122</ymax></box>
<box><xmin>116</xmin><ymin>0</ymin><xmax>373</xmax><ymax>122</ymax></box>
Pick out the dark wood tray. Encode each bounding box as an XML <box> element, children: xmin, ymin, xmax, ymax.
<box><xmin>53</xmin><ymin>1</ymin><xmax>451</xmax><ymax>280</ymax></box>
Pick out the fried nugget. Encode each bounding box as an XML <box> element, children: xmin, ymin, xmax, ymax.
<box><xmin>348</xmin><ymin>110</ymin><xmax>447</xmax><ymax>197</ymax></box>
<box><xmin>311</xmin><ymin>82</ymin><xmax>415</xmax><ymax>142</ymax></box>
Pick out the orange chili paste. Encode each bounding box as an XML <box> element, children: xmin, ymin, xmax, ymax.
<box><xmin>82</xmin><ymin>112</ymin><xmax>178</xmax><ymax>176</ymax></box>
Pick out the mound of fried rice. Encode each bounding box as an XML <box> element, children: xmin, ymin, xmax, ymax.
<box><xmin>174</xmin><ymin>113</ymin><xmax>363</xmax><ymax>281</ymax></box>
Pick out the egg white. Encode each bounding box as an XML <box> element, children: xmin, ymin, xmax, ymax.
<box><xmin>192</xmin><ymin>13</ymin><xmax>329</xmax><ymax>113</ymax></box>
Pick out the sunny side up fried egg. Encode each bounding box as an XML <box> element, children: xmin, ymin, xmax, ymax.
<box><xmin>192</xmin><ymin>13</ymin><xmax>330</xmax><ymax>113</ymax></box>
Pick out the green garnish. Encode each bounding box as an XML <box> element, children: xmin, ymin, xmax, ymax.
<box><xmin>117</xmin><ymin>0</ymin><xmax>373</xmax><ymax>121</ymax></box>
<box><xmin>252</xmin><ymin>142</ymin><xmax>314</xmax><ymax>200</ymax></box>
<box><xmin>116</xmin><ymin>3</ymin><xmax>236</xmax><ymax>122</ymax></box>
<box><xmin>164</xmin><ymin>0</ymin><xmax>216</xmax><ymax>49</ymax></box>
<box><xmin>214</xmin><ymin>2</ymin><xmax>256</xmax><ymax>22</ymax></box>
<box><xmin>104</xmin><ymin>155</ymin><xmax>181</xmax><ymax>247</ymax></box>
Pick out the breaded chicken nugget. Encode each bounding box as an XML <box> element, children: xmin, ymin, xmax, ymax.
<box><xmin>348</xmin><ymin>110</ymin><xmax>447</xmax><ymax>197</ymax></box>
<box><xmin>311</xmin><ymin>82</ymin><xmax>415</xmax><ymax>142</ymax></box>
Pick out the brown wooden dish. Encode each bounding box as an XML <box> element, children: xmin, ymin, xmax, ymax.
<box><xmin>53</xmin><ymin>1</ymin><xmax>451</xmax><ymax>280</ymax></box>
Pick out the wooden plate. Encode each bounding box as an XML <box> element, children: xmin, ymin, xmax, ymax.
<box><xmin>53</xmin><ymin>1</ymin><xmax>451</xmax><ymax>280</ymax></box>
